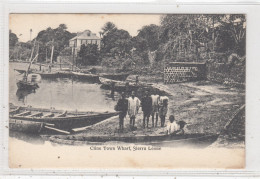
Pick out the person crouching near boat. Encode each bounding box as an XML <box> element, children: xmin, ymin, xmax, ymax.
<box><xmin>151</xmin><ymin>93</ymin><xmax>160</xmax><ymax>127</ymax></box>
<box><xmin>158</xmin><ymin>96</ymin><xmax>169</xmax><ymax>127</ymax></box>
<box><xmin>115</xmin><ymin>92</ymin><xmax>128</xmax><ymax>132</ymax></box>
<box><xmin>141</xmin><ymin>91</ymin><xmax>152</xmax><ymax>128</ymax></box>
<box><xmin>128</xmin><ymin>91</ymin><xmax>140</xmax><ymax>130</ymax></box>
<box><xmin>166</xmin><ymin>115</ymin><xmax>187</xmax><ymax>135</ymax></box>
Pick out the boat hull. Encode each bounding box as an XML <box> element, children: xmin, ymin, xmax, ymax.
<box><xmin>9</xmin><ymin>104</ymin><xmax>119</xmax><ymax>132</ymax></box>
<box><xmin>10</xmin><ymin>112</ymin><xmax>119</xmax><ymax>131</ymax></box>
<box><xmin>47</xmin><ymin>133</ymin><xmax>219</xmax><ymax>147</ymax></box>
<box><xmin>100</xmin><ymin>73</ymin><xmax>129</xmax><ymax>81</ymax></box>
<box><xmin>9</xmin><ymin>119</ymin><xmax>44</xmax><ymax>133</ymax></box>
<box><xmin>72</xmin><ymin>72</ymin><xmax>100</xmax><ymax>83</ymax></box>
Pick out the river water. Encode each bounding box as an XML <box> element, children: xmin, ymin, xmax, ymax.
<box><xmin>9</xmin><ymin>62</ymin><xmax>119</xmax><ymax>149</ymax></box>
<box><xmin>9</xmin><ymin>62</ymin><xmax>118</xmax><ymax>112</ymax></box>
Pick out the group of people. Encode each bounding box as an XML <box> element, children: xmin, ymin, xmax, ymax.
<box><xmin>115</xmin><ymin>90</ymin><xmax>170</xmax><ymax>132</ymax></box>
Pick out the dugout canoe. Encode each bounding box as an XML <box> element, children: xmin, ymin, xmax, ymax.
<box><xmin>47</xmin><ymin>133</ymin><xmax>219</xmax><ymax>147</ymax></box>
<box><xmin>9</xmin><ymin>104</ymin><xmax>119</xmax><ymax>132</ymax></box>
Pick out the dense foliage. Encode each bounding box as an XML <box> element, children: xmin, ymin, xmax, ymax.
<box><xmin>35</xmin><ymin>24</ymin><xmax>76</xmax><ymax>62</ymax></box>
<box><xmin>10</xmin><ymin>15</ymin><xmax>246</xmax><ymax>67</ymax></box>
<box><xmin>77</xmin><ymin>44</ymin><xmax>100</xmax><ymax>65</ymax></box>
<box><xmin>101</xmin><ymin>22</ymin><xmax>132</xmax><ymax>58</ymax></box>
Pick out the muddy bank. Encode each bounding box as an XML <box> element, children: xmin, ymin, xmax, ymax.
<box><xmin>47</xmin><ymin>80</ymin><xmax>245</xmax><ymax>147</ymax></box>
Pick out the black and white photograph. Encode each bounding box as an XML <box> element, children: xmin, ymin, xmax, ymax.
<box><xmin>8</xmin><ymin>14</ymin><xmax>245</xmax><ymax>168</ymax></box>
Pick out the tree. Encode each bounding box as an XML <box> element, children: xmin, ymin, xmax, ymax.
<box><xmin>35</xmin><ymin>24</ymin><xmax>76</xmax><ymax>62</ymax></box>
<box><xmin>136</xmin><ymin>24</ymin><xmax>160</xmax><ymax>51</ymax></box>
<box><xmin>219</xmin><ymin>15</ymin><xmax>246</xmax><ymax>56</ymax></box>
<box><xmin>102</xmin><ymin>22</ymin><xmax>117</xmax><ymax>34</ymax></box>
<box><xmin>9</xmin><ymin>30</ymin><xmax>18</xmax><ymax>47</ymax></box>
<box><xmin>101</xmin><ymin>27</ymin><xmax>132</xmax><ymax>57</ymax></box>
<box><xmin>78</xmin><ymin>44</ymin><xmax>100</xmax><ymax>65</ymax></box>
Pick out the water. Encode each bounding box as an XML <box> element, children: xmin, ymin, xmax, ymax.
<box><xmin>9</xmin><ymin>62</ymin><xmax>118</xmax><ymax>112</ymax></box>
<box><xmin>9</xmin><ymin>62</ymin><xmax>118</xmax><ymax>145</ymax></box>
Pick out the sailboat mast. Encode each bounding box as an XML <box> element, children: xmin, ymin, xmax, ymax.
<box><xmin>36</xmin><ymin>43</ymin><xmax>39</xmax><ymax>62</ymax></box>
<box><xmin>30</xmin><ymin>39</ymin><xmax>36</xmax><ymax>62</ymax></box>
<box><xmin>50</xmin><ymin>39</ymin><xmax>54</xmax><ymax>64</ymax></box>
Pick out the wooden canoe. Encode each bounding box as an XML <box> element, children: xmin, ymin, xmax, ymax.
<box><xmin>9</xmin><ymin>104</ymin><xmax>119</xmax><ymax>132</ymax></box>
<box><xmin>48</xmin><ymin>133</ymin><xmax>219</xmax><ymax>147</ymax></box>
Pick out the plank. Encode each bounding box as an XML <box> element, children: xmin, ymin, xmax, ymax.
<box><xmin>27</xmin><ymin>112</ymin><xmax>43</xmax><ymax>117</ymax></box>
<box><xmin>14</xmin><ymin>111</ymin><xmax>31</xmax><ymax>117</ymax></box>
<box><xmin>44</xmin><ymin>126</ymin><xmax>70</xmax><ymax>135</ymax></box>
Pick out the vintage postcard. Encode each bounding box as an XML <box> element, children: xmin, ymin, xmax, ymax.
<box><xmin>8</xmin><ymin>14</ymin><xmax>245</xmax><ymax>169</ymax></box>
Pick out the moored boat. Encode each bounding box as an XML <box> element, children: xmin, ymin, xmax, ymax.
<box><xmin>9</xmin><ymin>104</ymin><xmax>119</xmax><ymax>133</ymax></box>
<box><xmin>72</xmin><ymin>71</ymin><xmax>99</xmax><ymax>82</ymax></box>
<box><xmin>72</xmin><ymin>72</ymin><xmax>129</xmax><ymax>82</ymax></box>
<box><xmin>16</xmin><ymin>80</ymin><xmax>39</xmax><ymax>91</ymax></box>
<box><xmin>99</xmin><ymin>73</ymin><xmax>129</xmax><ymax>81</ymax></box>
<box><xmin>34</xmin><ymin>71</ymin><xmax>74</xmax><ymax>78</ymax></box>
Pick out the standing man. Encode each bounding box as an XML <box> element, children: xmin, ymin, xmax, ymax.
<box><xmin>159</xmin><ymin>96</ymin><xmax>169</xmax><ymax>127</ymax></box>
<box><xmin>115</xmin><ymin>92</ymin><xmax>128</xmax><ymax>132</ymax></box>
<box><xmin>151</xmin><ymin>93</ymin><xmax>160</xmax><ymax>127</ymax></box>
<box><xmin>128</xmin><ymin>91</ymin><xmax>140</xmax><ymax>130</ymax></box>
<box><xmin>141</xmin><ymin>91</ymin><xmax>152</xmax><ymax>128</ymax></box>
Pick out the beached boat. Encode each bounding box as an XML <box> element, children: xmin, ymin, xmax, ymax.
<box><xmin>9</xmin><ymin>104</ymin><xmax>119</xmax><ymax>133</ymax></box>
<box><xmin>47</xmin><ymin>133</ymin><xmax>219</xmax><ymax>147</ymax></box>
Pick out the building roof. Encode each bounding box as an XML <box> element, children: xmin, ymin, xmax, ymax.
<box><xmin>70</xmin><ymin>30</ymin><xmax>100</xmax><ymax>41</ymax></box>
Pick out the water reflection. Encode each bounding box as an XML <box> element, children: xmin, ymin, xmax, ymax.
<box><xmin>16</xmin><ymin>89</ymin><xmax>36</xmax><ymax>103</ymax></box>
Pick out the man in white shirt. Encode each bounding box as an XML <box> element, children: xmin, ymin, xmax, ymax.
<box><xmin>128</xmin><ymin>91</ymin><xmax>140</xmax><ymax>130</ymax></box>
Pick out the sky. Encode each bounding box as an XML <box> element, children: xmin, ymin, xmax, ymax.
<box><xmin>9</xmin><ymin>14</ymin><xmax>161</xmax><ymax>42</ymax></box>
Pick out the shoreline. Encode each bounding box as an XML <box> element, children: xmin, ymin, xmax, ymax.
<box><xmin>46</xmin><ymin>80</ymin><xmax>245</xmax><ymax>147</ymax></box>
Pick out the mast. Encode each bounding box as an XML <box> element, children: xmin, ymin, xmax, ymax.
<box><xmin>36</xmin><ymin>43</ymin><xmax>39</xmax><ymax>62</ymax></box>
<box><xmin>72</xmin><ymin>42</ymin><xmax>75</xmax><ymax>71</ymax></box>
<box><xmin>29</xmin><ymin>39</ymin><xmax>36</xmax><ymax>61</ymax></box>
<box><xmin>50</xmin><ymin>39</ymin><xmax>54</xmax><ymax>64</ymax></box>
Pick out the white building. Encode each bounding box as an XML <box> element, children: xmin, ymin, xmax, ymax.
<box><xmin>69</xmin><ymin>30</ymin><xmax>101</xmax><ymax>55</ymax></box>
